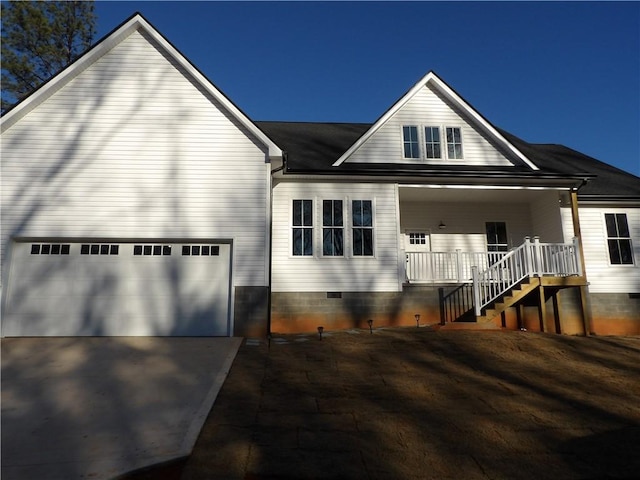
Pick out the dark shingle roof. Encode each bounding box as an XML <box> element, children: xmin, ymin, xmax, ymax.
<box><xmin>257</xmin><ymin>121</ymin><xmax>640</xmax><ymax>199</ymax></box>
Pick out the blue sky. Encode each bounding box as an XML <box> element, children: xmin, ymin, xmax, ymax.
<box><xmin>94</xmin><ymin>1</ymin><xmax>639</xmax><ymax>176</ymax></box>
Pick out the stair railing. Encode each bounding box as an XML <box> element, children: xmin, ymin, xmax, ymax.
<box><xmin>472</xmin><ymin>237</ymin><xmax>581</xmax><ymax>316</ymax></box>
<box><xmin>439</xmin><ymin>283</ymin><xmax>474</xmax><ymax>324</ymax></box>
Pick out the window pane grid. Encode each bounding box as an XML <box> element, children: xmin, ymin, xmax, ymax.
<box><xmin>323</xmin><ymin>200</ymin><xmax>344</xmax><ymax>256</ymax></box>
<box><xmin>403</xmin><ymin>126</ymin><xmax>420</xmax><ymax>159</ymax></box>
<box><xmin>424</xmin><ymin>127</ymin><xmax>441</xmax><ymax>159</ymax></box>
<box><xmin>605</xmin><ymin>214</ymin><xmax>633</xmax><ymax>265</ymax></box>
<box><xmin>352</xmin><ymin>200</ymin><xmax>374</xmax><ymax>256</ymax></box>
<box><xmin>446</xmin><ymin>127</ymin><xmax>463</xmax><ymax>159</ymax></box>
<box><xmin>293</xmin><ymin>200</ymin><xmax>313</xmax><ymax>256</ymax></box>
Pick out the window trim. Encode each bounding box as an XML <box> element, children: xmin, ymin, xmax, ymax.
<box><xmin>424</xmin><ymin>126</ymin><xmax>442</xmax><ymax>159</ymax></box>
<box><xmin>351</xmin><ymin>199</ymin><xmax>375</xmax><ymax>257</ymax></box>
<box><xmin>604</xmin><ymin>213</ymin><xmax>634</xmax><ymax>266</ymax></box>
<box><xmin>402</xmin><ymin>125</ymin><xmax>420</xmax><ymax>159</ymax></box>
<box><xmin>322</xmin><ymin>199</ymin><xmax>345</xmax><ymax>257</ymax></box>
<box><xmin>445</xmin><ymin>126</ymin><xmax>464</xmax><ymax>160</ymax></box>
<box><xmin>292</xmin><ymin>199</ymin><xmax>314</xmax><ymax>257</ymax></box>
<box><xmin>400</xmin><ymin>124</ymin><xmax>464</xmax><ymax>161</ymax></box>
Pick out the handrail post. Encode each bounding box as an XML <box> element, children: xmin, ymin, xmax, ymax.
<box><xmin>533</xmin><ymin>236</ymin><xmax>542</xmax><ymax>276</ymax></box>
<box><xmin>456</xmin><ymin>249</ymin><xmax>463</xmax><ymax>283</ymax></box>
<box><xmin>524</xmin><ymin>237</ymin><xmax>533</xmax><ymax>277</ymax></box>
<box><xmin>471</xmin><ymin>266</ymin><xmax>481</xmax><ymax>316</ymax></box>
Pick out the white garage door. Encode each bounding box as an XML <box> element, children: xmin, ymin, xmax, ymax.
<box><xmin>3</xmin><ymin>240</ymin><xmax>232</xmax><ymax>336</ymax></box>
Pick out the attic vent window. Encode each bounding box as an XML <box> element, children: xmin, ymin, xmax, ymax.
<box><xmin>402</xmin><ymin>125</ymin><xmax>463</xmax><ymax>160</ymax></box>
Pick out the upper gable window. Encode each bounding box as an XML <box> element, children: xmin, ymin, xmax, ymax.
<box><xmin>446</xmin><ymin>127</ymin><xmax>463</xmax><ymax>159</ymax></box>
<box><xmin>402</xmin><ymin>126</ymin><xmax>420</xmax><ymax>159</ymax></box>
<box><xmin>401</xmin><ymin>125</ymin><xmax>463</xmax><ymax>160</ymax></box>
<box><xmin>424</xmin><ymin>127</ymin><xmax>441</xmax><ymax>159</ymax></box>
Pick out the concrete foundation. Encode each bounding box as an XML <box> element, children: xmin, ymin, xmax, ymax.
<box><xmin>233</xmin><ymin>286</ymin><xmax>270</xmax><ymax>337</ymax></box>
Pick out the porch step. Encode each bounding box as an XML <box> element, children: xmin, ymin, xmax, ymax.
<box><xmin>477</xmin><ymin>277</ymin><xmax>541</xmax><ymax>323</ymax></box>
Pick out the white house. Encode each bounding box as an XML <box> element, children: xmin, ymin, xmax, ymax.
<box><xmin>2</xmin><ymin>13</ymin><xmax>639</xmax><ymax>337</ymax></box>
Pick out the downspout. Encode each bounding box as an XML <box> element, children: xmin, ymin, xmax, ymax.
<box><xmin>267</xmin><ymin>152</ymin><xmax>287</xmax><ymax>337</ymax></box>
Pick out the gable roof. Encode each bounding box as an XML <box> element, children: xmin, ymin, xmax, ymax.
<box><xmin>258</xmin><ymin>120</ymin><xmax>640</xmax><ymax>199</ymax></box>
<box><xmin>1</xmin><ymin>13</ymin><xmax>282</xmax><ymax>159</ymax></box>
<box><xmin>331</xmin><ymin>71</ymin><xmax>538</xmax><ymax>170</ymax></box>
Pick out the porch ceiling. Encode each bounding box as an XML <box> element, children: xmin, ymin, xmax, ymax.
<box><xmin>398</xmin><ymin>185</ymin><xmax>562</xmax><ymax>203</ymax></box>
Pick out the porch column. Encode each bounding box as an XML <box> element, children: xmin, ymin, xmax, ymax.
<box><xmin>570</xmin><ymin>189</ymin><xmax>593</xmax><ymax>335</ymax></box>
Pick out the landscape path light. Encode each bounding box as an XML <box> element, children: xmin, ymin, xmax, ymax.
<box><xmin>367</xmin><ymin>319</ymin><xmax>373</xmax><ymax>334</ymax></box>
<box><xmin>318</xmin><ymin>326</ymin><xmax>324</xmax><ymax>340</ymax></box>
<box><xmin>415</xmin><ymin>313</ymin><xmax>421</xmax><ymax>328</ymax></box>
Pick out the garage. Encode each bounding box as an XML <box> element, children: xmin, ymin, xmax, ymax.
<box><xmin>2</xmin><ymin>240</ymin><xmax>232</xmax><ymax>337</ymax></box>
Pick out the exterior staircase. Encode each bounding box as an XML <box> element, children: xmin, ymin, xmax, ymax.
<box><xmin>477</xmin><ymin>277</ymin><xmax>540</xmax><ymax>324</ymax></box>
<box><xmin>438</xmin><ymin>237</ymin><xmax>586</xmax><ymax>331</ymax></box>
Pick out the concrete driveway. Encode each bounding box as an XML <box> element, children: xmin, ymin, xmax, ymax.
<box><xmin>1</xmin><ymin>336</ymin><xmax>242</xmax><ymax>480</ymax></box>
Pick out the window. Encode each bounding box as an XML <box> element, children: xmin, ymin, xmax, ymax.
<box><xmin>31</xmin><ymin>243</ymin><xmax>71</xmax><ymax>255</ymax></box>
<box><xmin>402</xmin><ymin>125</ymin><xmax>462</xmax><ymax>160</ymax></box>
<box><xmin>133</xmin><ymin>244</ymin><xmax>171</xmax><ymax>256</ymax></box>
<box><xmin>402</xmin><ymin>126</ymin><xmax>420</xmax><ymax>159</ymax></box>
<box><xmin>446</xmin><ymin>127</ymin><xmax>463</xmax><ymax>159</ymax></box>
<box><xmin>323</xmin><ymin>200</ymin><xmax>343</xmax><ymax>256</ymax></box>
<box><xmin>424</xmin><ymin>127</ymin><xmax>441</xmax><ymax>159</ymax></box>
<box><xmin>80</xmin><ymin>244</ymin><xmax>119</xmax><ymax>255</ymax></box>
<box><xmin>352</xmin><ymin>200</ymin><xmax>374</xmax><ymax>256</ymax></box>
<box><xmin>486</xmin><ymin>222</ymin><xmax>508</xmax><ymax>252</ymax></box>
<box><xmin>409</xmin><ymin>233</ymin><xmax>427</xmax><ymax>245</ymax></box>
<box><xmin>292</xmin><ymin>200</ymin><xmax>313</xmax><ymax>256</ymax></box>
<box><xmin>181</xmin><ymin>245</ymin><xmax>219</xmax><ymax>256</ymax></box>
<box><xmin>605</xmin><ymin>214</ymin><xmax>633</xmax><ymax>265</ymax></box>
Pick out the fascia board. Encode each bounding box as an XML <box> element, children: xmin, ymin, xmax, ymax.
<box><xmin>332</xmin><ymin>71</ymin><xmax>435</xmax><ymax>167</ymax></box>
<box><xmin>1</xmin><ymin>15</ymin><xmax>140</xmax><ymax>132</ymax></box>
<box><xmin>428</xmin><ymin>73</ymin><xmax>539</xmax><ymax>171</ymax></box>
<box><xmin>332</xmin><ymin>71</ymin><xmax>538</xmax><ymax>171</ymax></box>
<box><xmin>132</xmin><ymin>16</ymin><xmax>282</xmax><ymax>159</ymax></box>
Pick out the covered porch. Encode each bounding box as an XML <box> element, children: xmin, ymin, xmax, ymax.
<box><xmin>398</xmin><ymin>185</ymin><xmax>590</xmax><ymax>332</ymax></box>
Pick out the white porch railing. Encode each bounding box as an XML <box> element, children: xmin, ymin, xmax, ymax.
<box><xmin>406</xmin><ymin>251</ymin><xmax>508</xmax><ymax>283</ymax></box>
<box><xmin>471</xmin><ymin>237</ymin><xmax>582</xmax><ymax>316</ymax></box>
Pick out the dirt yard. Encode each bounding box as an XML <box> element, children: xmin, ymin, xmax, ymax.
<box><xmin>129</xmin><ymin>327</ymin><xmax>640</xmax><ymax>479</ymax></box>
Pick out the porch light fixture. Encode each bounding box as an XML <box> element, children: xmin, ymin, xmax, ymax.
<box><xmin>438</xmin><ymin>221</ymin><xmax>446</xmax><ymax>229</ymax></box>
<box><xmin>367</xmin><ymin>319</ymin><xmax>373</xmax><ymax>334</ymax></box>
<box><xmin>415</xmin><ymin>313</ymin><xmax>421</xmax><ymax>328</ymax></box>
<box><xmin>318</xmin><ymin>326</ymin><xmax>324</xmax><ymax>340</ymax></box>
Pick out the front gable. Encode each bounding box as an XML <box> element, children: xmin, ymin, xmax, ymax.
<box><xmin>334</xmin><ymin>72</ymin><xmax>537</xmax><ymax>170</ymax></box>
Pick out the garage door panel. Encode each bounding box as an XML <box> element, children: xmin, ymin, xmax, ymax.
<box><xmin>4</xmin><ymin>241</ymin><xmax>231</xmax><ymax>337</ymax></box>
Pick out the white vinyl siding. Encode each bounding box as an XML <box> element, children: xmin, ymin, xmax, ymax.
<box><xmin>1</xmin><ymin>29</ymin><xmax>270</xmax><ymax>288</ymax></box>
<box><xmin>561</xmin><ymin>206</ymin><xmax>640</xmax><ymax>293</ymax></box>
<box><xmin>399</xmin><ymin>200</ymin><xmax>534</xmax><ymax>250</ymax></box>
<box><xmin>344</xmin><ymin>84</ymin><xmax>515</xmax><ymax>166</ymax></box>
<box><xmin>272</xmin><ymin>182</ymin><xmax>400</xmax><ymax>292</ymax></box>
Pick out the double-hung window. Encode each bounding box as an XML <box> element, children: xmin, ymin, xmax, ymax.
<box><xmin>292</xmin><ymin>200</ymin><xmax>313</xmax><ymax>256</ymax></box>
<box><xmin>424</xmin><ymin>126</ymin><xmax>441</xmax><ymax>159</ymax></box>
<box><xmin>446</xmin><ymin>127</ymin><xmax>463</xmax><ymax>159</ymax></box>
<box><xmin>323</xmin><ymin>200</ymin><xmax>344</xmax><ymax>256</ymax></box>
<box><xmin>605</xmin><ymin>213</ymin><xmax>634</xmax><ymax>265</ymax></box>
<box><xmin>352</xmin><ymin>200</ymin><xmax>374</xmax><ymax>256</ymax></box>
<box><xmin>402</xmin><ymin>126</ymin><xmax>420</xmax><ymax>159</ymax></box>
